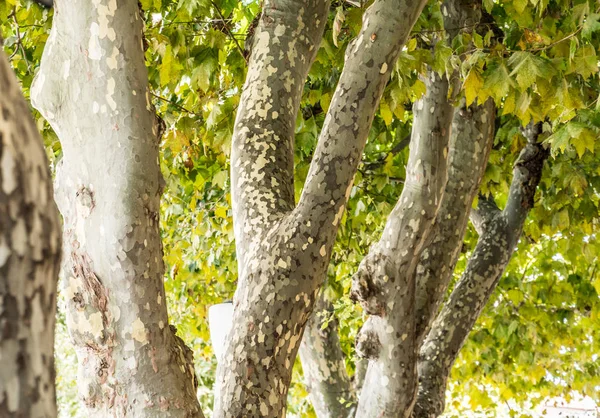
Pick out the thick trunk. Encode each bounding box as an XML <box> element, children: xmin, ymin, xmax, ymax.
<box><xmin>413</xmin><ymin>123</ymin><xmax>548</xmax><ymax>418</ymax></box>
<box><xmin>351</xmin><ymin>69</ymin><xmax>453</xmax><ymax>418</ymax></box>
<box><xmin>216</xmin><ymin>0</ymin><xmax>427</xmax><ymax>416</ymax></box>
<box><xmin>0</xmin><ymin>52</ymin><xmax>62</xmax><ymax>417</ymax></box>
<box><xmin>30</xmin><ymin>1</ymin><xmax>201</xmax><ymax>416</ymax></box>
<box><xmin>299</xmin><ymin>296</ymin><xmax>353</xmax><ymax>418</ymax></box>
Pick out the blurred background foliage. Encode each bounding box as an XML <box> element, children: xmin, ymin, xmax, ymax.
<box><xmin>1</xmin><ymin>0</ymin><xmax>600</xmax><ymax>416</ymax></box>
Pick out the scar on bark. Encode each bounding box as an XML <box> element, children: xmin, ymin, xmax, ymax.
<box><xmin>350</xmin><ymin>251</ymin><xmax>395</xmax><ymax>316</ymax></box>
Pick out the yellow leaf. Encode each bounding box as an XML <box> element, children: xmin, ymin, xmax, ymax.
<box><xmin>464</xmin><ymin>68</ymin><xmax>483</xmax><ymax>106</ymax></box>
<box><xmin>379</xmin><ymin>101</ymin><xmax>393</xmax><ymax>126</ymax></box>
<box><xmin>215</xmin><ymin>206</ymin><xmax>228</xmax><ymax>219</ymax></box>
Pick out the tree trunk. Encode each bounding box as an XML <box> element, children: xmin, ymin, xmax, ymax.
<box><xmin>414</xmin><ymin>98</ymin><xmax>495</xmax><ymax>343</ymax></box>
<box><xmin>214</xmin><ymin>0</ymin><xmax>427</xmax><ymax>416</ymax></box>
<box><xmin>298</xmin><ymin>296</ymin><xmax>354</xmax><ymax>418</ymax></box>
<box><xmin>350</xmin><ymin>68</ymin><xmax>452</xmax><ymax>418</ymax></box>
<box><xmin>0</xmin><ymin>51</ymin><xmax>62</xmax><ymax>417</ymax></box>
<box><xmin>414</xmin><ymin>123</ymin><xmax>548</xmax><ymax>417</ymax></box>
<box><xmin>30</xmin><ymin>1</ymin><xmax>202</xmax><ymax>416</ymax></box>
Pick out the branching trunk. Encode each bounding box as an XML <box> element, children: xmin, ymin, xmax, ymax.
<box><xmin>413</xmin><ymin>123</ymin><xmax>548</xmax><ymax>418</ymax></box>
<box><xmin>30</xmin><ymin>1</ymin><xmax>201</xmax><ymax>416</ymax></box>
<box><xmin>350</xmin><ymin>68</ymin><xmax>452</xmax><ymax>418</ymax></box>
<box><xmin>299</xmin><ymin>296</ymin><xmax>354</xmax><ymax>418</ymax></box>
<box><xmin>216</xmin><ymin>0</ymin><xmax>427</xmax><ymax>416</ymax></box>
<box><xmin>0</xmin><ymin>51</ymin><xmax>62</xmax><ymax>418</ymax></box>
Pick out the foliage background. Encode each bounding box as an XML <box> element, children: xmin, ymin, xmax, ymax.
<box><xmin>1</xmin><ymin>0</ymin><xmax>600</xmax><ymax>416</ymax></box>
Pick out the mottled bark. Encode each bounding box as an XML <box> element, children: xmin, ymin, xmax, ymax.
<box><xmin>0</xmin><ymin>51</ymin><xmax>62</xmax><ymax>418</ymax></box>
<box><xmin>413</xmin><ymin>123</ymin><xmax>548</xmax><ymax>418</ymax></box>
<box><xmin>30</xmin><ymin>1</ymin><xmax>201</xmax><ymax>416</ymax></box>
<box><xmin>299</xmin><ymin>296</ymin><xmax>354</xmax><ymax>418</ymax></box>
<box><xmin>350</xmin><ymin>68</ymin><xmax>453</xmax><ymax>417</ymax></box>
<box><xmin>414</xmin><ymin>98</ymin><xmax>494</xmax><ymax>343</ymax></box>
<box><xmin>413</xmin><ymin>0</ymin><xmax>489</xmax><ymax>344</ymax></box>
<box><xmin>217</xmin><ymin>0</ymin><xmax>427</xmax><ymax>416</ymax></box>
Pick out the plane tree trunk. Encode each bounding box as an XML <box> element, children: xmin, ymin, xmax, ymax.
<box><xmin>30</xmin><ymin>1</ymin><xmax>202</xmax><ymax>416</ymax></box>
<box><xmin>0</xmin><ymin>50</ymin><xmax>62</xmax><ymax>417</ymax></box>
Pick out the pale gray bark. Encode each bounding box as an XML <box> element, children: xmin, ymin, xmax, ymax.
<box><xmin>216</xmin><ymin>0</ymin><xmax>427</xmax><ymax>416</ymax></box>
<box><xmin>0</xmin><ymin>52</ymin><xmax>61</xmax><ymax>417</ymax></box>
<box><xmin>414</xmin><ymin>0</ymin><xmax>490</xmax><ymax>344</ymax></box>
<box><xmin>413</xmin><ymin>123</ymin><xmax>548</xmax><ymax>418</ymax></box>
<box><xmin>31</xmin><ymin>1</ymin><xmax>201</xmax><ymax>416</ymax></box>
<box><xmin>350</xmin><ymin>68</ymin><xmax>453</xmax><ymax>418</ymax></box>
<box><xmin>299</xmin><ymin>296</ymin><xmax>354</xmax><ymax>418</ymax></box>
<box><xmin>414</xmin><ymin>98</ymin><xmax>494</xmax><ymax>343</ymax></box>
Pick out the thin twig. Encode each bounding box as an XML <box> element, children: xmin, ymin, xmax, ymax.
<box><xmin>209</xmin><ymin>0</ymin><xmax>248</xmax><ymax>63</ymax></box>
<box><xmin>151</xmin><ymin>92</ymin><xmax>199</xmax><ymax>116</ymax></box>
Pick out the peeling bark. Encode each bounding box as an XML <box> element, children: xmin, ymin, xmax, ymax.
<box><xmin>350</xmin><ymin>68</ymin><xmax>452</xmax><ymax>418</ymax></box>
<box><xmin>30</xmin><ymin>1</ymin><xmax>201</xmax><ymax>416</ymax></box>
<box><xmin>299</xmin><ymin>296</ymin><xmax>354</xmax><ymax>418</ymax></box>
<box><xmin>413</xmin><ymin>123</ymin><xmax>548</xmax><ymax>418</ymax></box>
<box><xmin>217</xmin><ymin>0</ymin><xmax>428</xmax><ymax>416</ymax></box>
<box><xmin>0</xmin><ymin>52</ymin><xmax>62</xmax><ymax>417</ymax></box>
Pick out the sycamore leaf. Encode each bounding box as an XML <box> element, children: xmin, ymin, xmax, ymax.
<box><xmin>483</xmin><ymin>59</ymin><xmax>513</xmax><ymax>101</ymax></box>
<box><xmin>583</xmin><ymin>14</ymin><xmax>600</xmax><ymax>39</ymax></box>
<box><xmin>379</xmin><ymin>101</ymin><xmax>393</xmax><ymax>126</ymax></box>
<box><xmin>464</xmin><ymin>67</ymin><xmax>483</xmax><ymax>106</ymax></box>
<box><xmin>508</xmin><ymin>52</ymin><xmax>555</xmax><ymax>90</ymax></box>
<box><xmin>569</xmin><ymin>124</ymin><xmax>596</xmax><ymax>157</ymax></box>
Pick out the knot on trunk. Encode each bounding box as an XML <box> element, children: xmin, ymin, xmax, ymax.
<box><xmin>355</xmin><ymin>321</ymin><xmax>381</xmax><ymax>360</ymax></box>
<box><xmin>349</xmin><ymin>251</ymin><xmax>394</xmax><ymax>316</ymax></box>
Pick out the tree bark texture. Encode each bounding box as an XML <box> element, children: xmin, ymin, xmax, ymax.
<box><xmin>298</xmin><ymin>296</ymin><xmax>353</xmax><ymax>418</ymax></box>
<box><xmin>216</xmin><ymin>0</ymin><xmax>428</xmax><ymax>416</ymax></box>
<box><xmin>414</xmin><ymin>98</ymin><xmax>494</xmax><ymax>343</ymax></box>
<box><xmin>0</xmin><ymin>52</ymin><xmax>62</xmax><ymax>417</ymax></box>
<box><xmin>30</xmin><ymin>1</ymin><xmax>202</xmax><ymax>416</ymax></box>
<box><xmin>413</xmin><ymin>123</ymin><xmax>548</xmax><ymax>418</ymax></box>
<box><xmin>350</xmin><ymin>66</ymin><xmax>452</xmax><ymax>418</ymax></box>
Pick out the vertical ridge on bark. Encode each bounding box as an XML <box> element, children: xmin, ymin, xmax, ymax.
<box><xmin>299</xmin><ymin>295</ymin><xmax>354</xmax><ymax>418</ymax></box>
<box><xmin>30</xmin><ymin>1</ymin><xmax>202</xmax><ymax>416</ymax></box>
<box><xmin>414</xmin><ymin>98</ymin><xmax>494</xmax><ymax>343</ymax></box>
<box><xmin>0</xmin><ymin>51</ymin><xmax>62</xmax><ymax>418</ymax></box>
<box><xmin>350</xmin><ymin>67</ymin><xmax>453</xmax><ymax>417</ymax></box>
<box><xmin>413</xmin><ymin>123</ymin><xmax>548</xmax><ymax>418</ymax></box>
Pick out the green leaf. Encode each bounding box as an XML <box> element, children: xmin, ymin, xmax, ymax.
<box><xmin>582</xmin><ymin>14</ymin><xmax>600</xmax><ymax>39</ymax></box>
<box><xmin>483</xmin><ymin>59</ymin><xmax>513</xmax><ymax>101</ymax></box>
<box><xmin>508</xmin><ymin>52</ymin><xmax>555</xmax><ymax>90</ymax></box>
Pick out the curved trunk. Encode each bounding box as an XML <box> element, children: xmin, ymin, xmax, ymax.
<box><xmin>30</xmin><ymin>1</ymin><xmax>202</xmax><ymax>416</ymax></box>
<box><xmin>0</xmin><ymin>52</ymin><xmax>62</xmax><ymax>417</ymax></box>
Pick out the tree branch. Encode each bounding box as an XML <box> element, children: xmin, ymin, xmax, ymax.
<box><xmin>294</xmin><ymin>0</ymin><xmax>429</xmax><ymax>252</ymax></box>
<box><xmin>230</xmin><ymin>0</ymin><xmax>330</xmax><ymax>264</ymax></box>
<box><xmin>413</xmin><ymin>123</ymin><xmax>548</xmax><ymax>418</ymax></box>
<box><xmin>414</xmin><ymin>98</ymin><xmax>495</xmax><ymax>344</ymax></box>
<box><xmin>299</xmin><ymin>295</ymin><xmax>355</xmax><ymax>418</ymax></box>
<box><xmin>350</xmin><ymin>68</ymin><xmax>453</xmax><ymax>417</ymax></box>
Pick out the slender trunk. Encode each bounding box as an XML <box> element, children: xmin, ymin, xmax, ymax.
<box><xmin>30</xmin><ymin>1</ymin><xmax>201</xmax><ymax>416</ymax></box>
<box><xmin>0</xmin><ymin>51</ymin><xmax>62</xmax><ymax>417</ymax></box>
<box><xmin>414</xmin><ymin>123</ymin><xmax>548</xmax><ymax>417</ymax></box>
<box><xmin>414</xmin><ymin>98</ymin><xmax>494</xmax><ymax>342</ymax></box>
<box><xmin>351</xmin><ymin>68</ymin><xmax>452</xmax><ymax>418</ymax></box>
<box><xmin>299</xmin><ymin>296</ymin><xmax>354</xmax><ymax>418</ymax></box>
